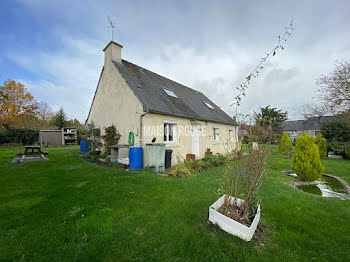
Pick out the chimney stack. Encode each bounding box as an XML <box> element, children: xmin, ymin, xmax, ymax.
<box><xmin>103</xmin><ymin>41</ymin><xmax>123</xmax><ymax>66</ymax></box>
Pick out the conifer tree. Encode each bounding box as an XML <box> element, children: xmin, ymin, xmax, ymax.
<box><xmin>292</xmin><ymin>134</ymin><xmax>324</xmax><ymax>181</ymax></box>
<box><xmin>315</xmin><ymin>133</ymin><xmax>327</xmax><ymax>158</ymax></box>
<box><xmin>277</xmin><ymin>132</ymin><xmax>293</xmax><ymax>157</ymax></box>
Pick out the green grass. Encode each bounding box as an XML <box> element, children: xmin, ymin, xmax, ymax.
<box><xmin>0</xmin><ymin>146</ymin><xmax>349</xmax><ymax>261</ymax></box>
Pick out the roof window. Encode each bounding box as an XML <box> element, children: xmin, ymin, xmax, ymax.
<box><xmin>163</xmin><ymin>88</ymin><xmax>177</xmax><ymax>98</ymax></box>
<box><xmin>204</xmin><ymin>102</ymin><xmax>214</xmax><ymax>109</ymax></box>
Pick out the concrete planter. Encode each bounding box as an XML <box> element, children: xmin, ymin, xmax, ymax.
<box><xmin>208</xmin><ymin>195</ymin><xmax>260</xmax><ymax>241</ymax></box>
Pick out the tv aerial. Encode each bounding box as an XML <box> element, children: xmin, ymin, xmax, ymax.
<box><xmin>107</xmin><ymin>16</ymin><xmax>116</xmax><ymax>41</ymax></box>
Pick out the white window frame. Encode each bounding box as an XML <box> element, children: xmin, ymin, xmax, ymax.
<box><xmin>163</xmin><ymin>120</ymin><xmax>178</xmax><ymax>144</ymax></box>
<box><xmin>229</xmin><ymin>129</ymin><xmax>234</xmax><ymax>142</ymax></box>
<box><xmin>213</xmin><ymin>127</ymin><xmax>220</xmax><ymax>143</ymax></box>
<box><xmin>163</xmin><ymin>88</ymin><xmax>178</xmax><ymax>98</ymax></box>
<box><xmin>204</xmin><ymin>102</ymin><xmax>214</xmax><ymax>109</ymax></box>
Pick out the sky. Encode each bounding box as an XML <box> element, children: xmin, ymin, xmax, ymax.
<box><xmin>1</xmin><ymin>0</ymin><xmax>350</xmax><ymax>122</ymax></box>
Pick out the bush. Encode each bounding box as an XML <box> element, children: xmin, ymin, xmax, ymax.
<box><xmin>328</xmin><ymin>139</ymin><xmax>350</xmax><ymax>156</ymax></box>
<box><xmin>277</xmin><ymin>132</ymin><xmax>293</xmax><ymax>157</ymax></box>
<box><xmin>315</xmin><ymin>134</ymin><xmax>327</xmax><ymax>157</ymax></box>
<box><xmin>168</xmin><ymin>165</ymin><xmax>192</xmax><ymax>177</ymax></box>
<box><xmin>202</xmin><ymin>154</ymin><xmax>227</xmax><ymax>167</ymax></box>
<box><xmin>0</xmin><ymin>128</ymin><xmax>39</xmax><ymax>145</ymax></box>
<box><xmin>85</xmin><ymin>121</ymin><xmax>102</xmax><ymax>151</ymax></box>
<box><xmin>321</xmin><ymin>118</ymin><xmax>350</xmax><ymax>142</ymax></box>
<box><xmin>292</xmin><ymin>134</ymin><xmax>324</xmax><ymax>181</ymax></box>
<box><xmin>102</xmin><ymin>125</ymin><xmax>120</xmax><ymax>154</ymax></box>
<box><xmin>184</xmin><ymin>159</ymin><xmax>204</xmax><ymax>174</ymax></box>
<box><xmin>346</xmin><ymin>148</ymin><xmax>350</xmax><ymax>159</ymax></box>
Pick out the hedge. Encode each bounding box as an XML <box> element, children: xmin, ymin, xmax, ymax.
<box><xmin>0</xmin><ymin>128</ymin><xmax>39</xmax><ymax>145</ymax></box>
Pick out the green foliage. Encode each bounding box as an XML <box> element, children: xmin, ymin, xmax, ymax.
<box><xmin>277</xmin><ymin>132</ymin><xmax>293</xmax><ymax>157</ymax></box>
<box><xmin>321</xmin><ymin>117</ymin><xmax>350</xmax><ymax>156</ymax></box>
<box><xmin>328</xmin><ymin>139</ymin><xmax>350</xmax><ymax>155</ymax></box>
<box><xmin>102</xmin><ymin>125</ymin><xmax>120</xmax><ymax>154</ymax></box>
<box><xmin>168</xmin><ymin>165</ymin><xmax>192</xmax><ymax>177</ymax></box>
<box><xmin>346</xmin><ymin>148</ymin><xmax>350</xmax><ymax>159</ymax></box>
<box><xmin>202</xmin><ymin>154</ymin><xmax>226</xmax><ymax>167</ymax></box>
<box><xmin>254</xmin><ymin>105</ymin><xmax>288</xmax><ymax>131</ymax></box>
<box><xmin>321</xmin><ymin>118</ymin><xmax>350</xmax><ymax>143</ymax></box>
<box><xmin>315</xmin><ymin>134</ymin><xmax>327</xmax><ymax>157</ymax></box>
<box><xmin>85</xmin><ymin>121</ymin><xmax>102</xmax><ymax>150</ymax></box>
<box><xmin>0</xmin><ymin>128</ymin><xmax>38</xmax><ymax>145</ymax></box>
<box><xmin>292</xmin><ymin>134</ymin><xmax>324</xmax><ymax>181</ymax></box>
<box><xmin>52</xmin><ymin>107</ymin><xmax>68</xmax><ymax>129</ymax></box>
<box><xmin>242</xmin><ymin>135</ymin><xmax>249</xmax><ymax>144</ymax></box>
<box><xmin>169</xmin><ymin>154</ymin><xmax>229</xmax><ymax>177</ymax></box>
<box><xmin>183</xmin><ymin>159</ymin><xmax>204</xmax><ymax>174</ymax></box>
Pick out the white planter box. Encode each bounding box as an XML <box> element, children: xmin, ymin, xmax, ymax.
<box><xmin>208</xmin><ymin>195</ymin><xmax>260</xmax><ymax>241</ymax></box>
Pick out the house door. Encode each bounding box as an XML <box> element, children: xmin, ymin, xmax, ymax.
<box><xmin>191</xmin><ymin>124</ymin><xmax>200</xmax><ymax>156</ymax></box>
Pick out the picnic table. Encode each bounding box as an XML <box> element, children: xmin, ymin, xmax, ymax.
<box><xmin>16</xmin><ymin>146</ymin><xmax>49</xmax><ymax>160</ymax></box>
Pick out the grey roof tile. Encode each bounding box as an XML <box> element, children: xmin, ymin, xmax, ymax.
<box><xmin>112</xmin><ymin>60</ymin><xmax>237</xmax><ymax>125</ymax></box>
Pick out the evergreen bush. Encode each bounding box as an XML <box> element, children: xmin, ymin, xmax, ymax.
<box><xmin>102</xmin><ymin>125</ymin><xmax>120</xmax><ymax>155</ymax></box>
<box><xmin>346</xmin><ymin>148</ymin><xmax>350</xmax><ymax>159</ymax></box>
<box><xmin>0</xmin><ymin>128</ymin><xmax>39</xmax><ymax>145</ymax></box>
<box><xmin>277</xmin><ymin>132</ymin><xmax>293</xmax><ymax>157</ymax></box>
<box><xmin>315</xmin><ymin>133</ymin><xmax>327</xmax><ymax>158</ymax></box>
<box><xmin>292</xmin><ymin>134</ymin><xmax>324</xmax><ymax>181</ymax></box>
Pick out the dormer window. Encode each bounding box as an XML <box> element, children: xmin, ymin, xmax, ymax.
<box><xmin>163</xmin><ymin>88</ymin><xmax>177</xmax><ymax>98</ymax></box>
<box><xmin>204</xmin><ymin>102</ymin><xmax>214</xmax><ymax>109</ymax></box>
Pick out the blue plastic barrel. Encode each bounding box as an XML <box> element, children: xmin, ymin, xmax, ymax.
<box><xmin>129</xmin><ymin>147</ymin><xmax>143</xmax><ymax>170</ymax></box>
<box><xmin>80</xmin><ymin>140</ymin><xmax>90</xmax><ymax>152</ymax></box>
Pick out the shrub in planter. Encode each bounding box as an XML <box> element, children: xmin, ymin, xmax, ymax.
<box><xmin>277</xmin><ymin>132</ymin><xmax>293</xmax><ymax>157</ymax></box>
<box><xmin>102</xmin><ymin>125</ymin><xmax>120</xmax><ymax>154</ymax></box>
<box><xmin>292</xmin><ymin>134</ymin><xmax>324</xmax><ymax>181</ymax></box>
<box><xmin>209</xmin><ymin>149</ymin><xmax>271</xmax><ymax>241</ymax></box>
<box><xmin>315</xmin><ymin>133</ymin><xmax>327</xmax><ymax>158</ymax></box>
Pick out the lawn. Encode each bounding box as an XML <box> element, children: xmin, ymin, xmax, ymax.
<box><xmin>0</xmin><ymin>146</ymin><xmax>349</xmax><ymax>261</ymax></box>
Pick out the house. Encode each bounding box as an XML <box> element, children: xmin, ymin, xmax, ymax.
<box><xmin>86</xmin><ymin>41</ymin><xmax>239</xmax><ymax>166</ymax></box>
<box><xmin>283</xmin><ymin>116</ymin><xmax>332</xmax><ymax>142</ymax></box>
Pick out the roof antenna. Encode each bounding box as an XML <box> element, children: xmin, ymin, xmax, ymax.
<box><xmin>107</xmin><ymin>16</ymin><xmax>116</xmax><ymax>41</ymax></box>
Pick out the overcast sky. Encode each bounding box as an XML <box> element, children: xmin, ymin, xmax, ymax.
<box><xmin>1</xmin><ymin>0</ymin><xmax>350</xmax><ymax>122</ymax></box>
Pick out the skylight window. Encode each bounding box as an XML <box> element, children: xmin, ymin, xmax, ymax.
<box><xmin>204</xmin><ymin>102</ymin><xmax>214</xmax><ymax>109</ymax></box>
<box><xmin>163</xmin><ymin>88</ymin><xmax>177</xmax><ymax>98</ymax></box>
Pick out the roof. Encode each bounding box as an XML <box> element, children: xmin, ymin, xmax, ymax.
<box><xmin>283</xmin><ymin>116</ymin><xmax>333</xmax><ymax>131</ymax></box>
<box><xmin>112</xmin><ymin>60</ymin><xmax>237</xmax><ymax>125</ymax></box>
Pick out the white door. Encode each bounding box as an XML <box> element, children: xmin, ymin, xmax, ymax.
<box><xmin>191</xmin><ymin>124</ymin><xmax>200</xmax><ymax>156</ymax></box>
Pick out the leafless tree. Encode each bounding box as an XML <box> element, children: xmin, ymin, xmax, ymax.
<box><xmin>37</xmin><ymin>101</ymin><xmax>53</xmax><ymax>122</ymax></box>
<box><xmin>317</xmin><ymin>60</ymin><xmax>350</xmax><ymax>113</ymax></box>
<box><xmin>295</xmin><ymin>102</ymin><xmax>333</xmax><ymax>120</ymax></box>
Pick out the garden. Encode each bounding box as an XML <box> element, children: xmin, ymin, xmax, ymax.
<box><xmin>1</xmin><ymin>144</ymin><xmax>350</xmax><ymax>261</ymax></box>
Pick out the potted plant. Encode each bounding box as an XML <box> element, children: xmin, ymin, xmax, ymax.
<box><xmin>205</xmin><ymin>148</ymin><xmax>212</xmax><ymax>156</ymax></box>
<box><xmin>186</xmin><ymin>154</ymin><xmax>195</xmax><ymax>160</ymax></box>
<box><xmin>114</xmin><ymin>134</ymin><xmax>121</xmax><ymax>139</ymax></box>
<box><xmin>208</xmin><ymin>148</ymin><xmax>270</xmax><ymax>241</ymax></box>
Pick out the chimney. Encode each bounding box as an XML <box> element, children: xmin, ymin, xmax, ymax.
<box><xmin>103</xmin><ymin>41</ymin><xmax>123</xmax><ymax>66</ymax></box>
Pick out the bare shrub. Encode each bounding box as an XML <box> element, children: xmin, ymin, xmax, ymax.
<box><xmin>219</xmin><ymin>146</ymin><xmax>271</xmax><ymax>224</ymax></box>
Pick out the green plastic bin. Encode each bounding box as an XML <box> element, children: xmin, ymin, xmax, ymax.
<box><xmin>146</xmin><ymin>143</ymin><xmax>166</xmax><ymax>172</ymax></box>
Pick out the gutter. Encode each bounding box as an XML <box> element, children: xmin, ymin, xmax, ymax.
<box><xmin>139</xmin><ymin>110</ymin><xmax>149</xmax><ymax>147</ymax></box>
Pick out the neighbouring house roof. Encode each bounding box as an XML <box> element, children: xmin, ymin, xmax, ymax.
<box><xmin>283</xmin><ymin>116</ymin><xmax>333</xmax><ymax>131</ymax></box>
<box><xmin>112</xmin><ymin>60</ymin><xmax>237</xmax><ymax>126</ymax></box>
